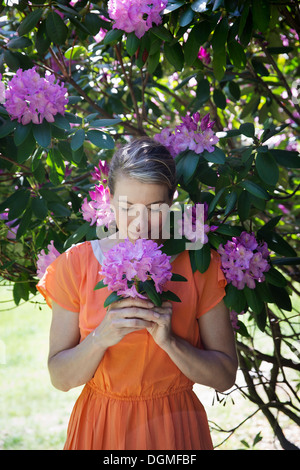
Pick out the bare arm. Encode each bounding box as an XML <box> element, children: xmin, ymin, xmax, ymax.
<box><xmin>147</xmin><ymin>299</ymin><xmax>238</xmax><ymax>392</ymax></box>
<box><xmin>48</xmin><ymin>298</ymin><xmax>160</xmax><ymax>391</ymax></box>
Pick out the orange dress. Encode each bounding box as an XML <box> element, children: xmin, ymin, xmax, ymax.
<box><xmin>37</xmin><ymin>240</ymin><xmax>226</xmax><ymax>450</ymax></box>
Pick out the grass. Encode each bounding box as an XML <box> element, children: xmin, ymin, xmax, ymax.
<box><xmin>0</xmin><ymin>282</ymin><xmax>299</xmax><ymax>450</ymax></box>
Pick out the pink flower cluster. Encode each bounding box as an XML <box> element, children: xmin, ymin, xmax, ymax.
<box><xmin>4</xmin><ymin>67</ymin><xmax>68</xmax><ymax>125</ymax></box>
<box><xmin>91</xmin><ymin>160</ymin><xmax>109</xmax><ymax>183</ymax></box>
<box><xmin>99</xmin><ymin>238</ymin><xmax>172</xmax><ymax>299</ymax></box>
<box><xmin>218</xmin><ymin>232</ymin><xmax>271</xmax><ymax>290</ymax></box>
<box><xmin>154</xmin><ymin>113</ymin><xmax>219</xmax><ymax>157</ymax></box>
<box><xmin>81</xmin><ymin>184</ymin><xmax>115</xmax><ymax>228</ymax></box>
<box><xmin>177</xmin><ymin>202</ymin><xmax>218</xmax><ymax>243</ymax></box>
<box><xmin>198</xmin><ymin>47</ymin><xmax>211</xmax><ymax>65</ymax></box>
<box><xmin>107</xmin><ymin>0</ymin><xmax>167</xmax><ymax>39</ymax></box>
<box><xmin>36</xmin><ymin>240</ymin><xmax>60</xmax><ymax>279</ymax></box>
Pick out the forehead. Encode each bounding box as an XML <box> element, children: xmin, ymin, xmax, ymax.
<box><xmin>112</xmin><ymin>175</ymin><xmax>170</xmax><ymax>204</ymax></box>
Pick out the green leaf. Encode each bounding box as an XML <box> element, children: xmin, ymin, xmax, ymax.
<box><xmin>268</xmin><ymin>284</ymin><xmax>292</xmax><ymax>311</ymax></box>
<box><xmin>89</xmin><ymin>118</ymin><xmax>122</xmax><ymax>127</ymax></box>
<box><xmin>184</xmin><ymin>21</ymin><xmax>211</xmax><ymax>66</ymax></box>
<box><xmin>215</xmin><ymin>224</ymin><xmax>242</xmax><ymax>237</ymax></box>
<box><xmin>161</xmin><ymin>237</ymin><xmax>186</xmax><ymax>255</ymax></box>
<box><xmin>271</xmin><ymin>257</ymin><xmax>300</xmax><ymax>266</ymax></box>
<box><xmin>194</xmin><ymin>244</ymin><xmax>211</xmax><ymax>273</ymax></box>
<box><xmin>103</xmin><ymin>29</ymin><xmax>123</xmax><ymax>45</ymax></box>
<box><xmin>208</xmin><ymin>187</ymin><xmax>226</xmax><ymax>215</ymax></box>
<box><xmin>13</xmin><ymin>281</ymin><xmax>29</xmax><ymax>305</ymax></box>
<box><xmin>7</xmin><ymin>37</ymin><xmax>32</xmax><ymax>49</ymax></box>
<box><xmin>126</xmin><ymin>32</ymin><xmax>140</xmax><ymax>56</ymax></box>
<box><xmin>64</xmin><ymin>45</ymin><xmax>87</xmax><ymax>60</ymax></box>
<box><xmin>17</xmin><ymin>130</ymin><xmax>36</xmax><ymax>163</ymax></box>
<box><xmin>171</xmin><ymin>273</ymin><xmax>188</xmax><ymax>282</ymax></box>
<box><xmin>213</xmin><ymin>49</ymin><xmax>226</xmax><ymax>81</ymax></box>
<box><xmin>16</xmin><ymin>206</ymin><xmax>32</xmax><ymax>239</ymax></box>
<box><xmin>86</xmin><ymin>130</ymin><xmax>115</xmax><ymax>149</ymax></box>
<box><xmin>240</xmin><ymin>180</ymin><xmax>269</xmax><ymax>200</ymax></box>
<box><xmin>141</xmin><ymin>280</ymin><xmax>162</xmax><ymax>306</ymax></box>
<box><xmin>53</xmin><ymin>114</ymin><xmax>71</xmax><ymax>131</ymax></box>
<box><xmin>71</xmin><ymin>128</ymin><xmax>85</xmax><ymax>151</ymax></box>
<box><xmin>31</xmin><ymin>196</ymin><xmax>48</xmax><ymax>220</ymax></box>
<box><xmin>264</xmin><ymin>267</ymin><xmax>287</xmax><ymax>287</ymax></box>
<box><xmin>244</xmin><ymin>286</ymin><xmax>264</xmax><ymax>315</ymax></box>
<box><xmin>176</xmin><ymin>151</ymin><xmax>200</xmax><ymax>184</ymax></box>
<box><xmin>17</xmin><ymin>9</ymin><xmax>43</xmax><ymax>36</ymax></box>
<box><xmin>0</xmin><ymin>119</ymin><xmax>17</xmax><ymax>138</ymax></box>
<box><xmin>257</xmin><ymin>231</ymin><xmax>297</xmax><ymax>257</ymax></box>
<box><xmin>213</xmin><ymin>89</ymin><xmax>226</xmax><ymax>109</ymax></box>
<box><xmin>94</xmin><ymin>279</ymin><xmax>107</xmax><ymax>290</ymax></box>
<box><xmin>33</xmin><ymin>121</ymin><xmax>52</xmax><ymax>148</ymax></box>
<box><xmin>14</xmin><ymin>122</ymin><xmax>32</xmax><ymax>146</ymax></box>
<box><xmin>84</xmin><ymin>12</ymin><xmax>104</xmax><ymax>35</ymax></box>
<box><xmin>164</xmin><ymin>42</ymin><xmax>184</xmax><ymax>71</ymax></box>
<box><xmin>196</xmin><ymin>78</ymin><xmax>210</xmax><ymax>104</ymax></box>
<box><xmin>36</xmin><ymin>20</ymin><xmax>51</xmax><ymax>56</ymax></box>
<box><xmin>0</xmin><ymin>189</ymin><xmax>31</xmax><ymax>220</ymax></box>
<box><xmin>238</xmin><ymin>190</ymin><xmax>251</xmax><ymax>222</ymax></box>
<box><xmin>227</xmin><ymin>39</ymin><xmax>247</xmax><ymax>69</ymax></box>
<box><xmin>252</xmin><ymin>0</ymin><xmax>270</xmax><ymax>32</ymax></box>
<box><xmin>46</xmin><ymin>11</ymin><xmax>68</xmax><ymax>45</ymax></box>
<box><xmin>211</xmin><ymin>17</ymin><xmax>228</xmax><ymax>54</ymax></box>
<box><xmin>203</xmin><ymin>147</ymin><xmax>226</xmax><ymax>164</ymax></box>
<box><xmin>224</xmin><ymin>283</ymin><xmax>247</xmax><ymax>313</ymax></box>
<box><xmin>63</xmin><ymin>222</ymin><xmax>90</xmax><ymax>249</ymax></box>
<box><xmin>151</xmin><ymin>25</ymin><xmax>173</xmax><ymax>42</ymax></box>
<box><xmin>104</xmin><ymin>291</ymin><xmax>123</xmax><ymax>308</ymax></box>
<box><xmin>269</xmin><ymin>149</ymin><xmax>300</xmax><ymax>169</ymax></box>
<box><xmin>163</xmin><ymin>0</ymin><xmax>185</xmax><ymax>14</ymax></box>
<box><xmin>161</xmin><ymin>290</ymin><xmax>182</xmax><ymax>302</ymax></box>
<box><xmin>224</xmin><ymin>191</ymin><xmax>237</xmax><ymax>216</ymax></box>
<box><xmin>239</xmin><ymin>122</ymin><xmax>255</xmax><ymax>138</ymax></box>
<box><xmin>255</xmin><ymin>151</ymin><xmax>279</xmax><ymax>186</ymax></box>
<box><xmin>179</xmin><ymin>6</ymin><xmax>194</xmax><ymax>27</ymax></box>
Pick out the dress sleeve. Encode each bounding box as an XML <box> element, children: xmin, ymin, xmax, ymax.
<box><xmin>36</xmin><ymin>246</ymin><xmax>80</xmax><ymax>312</ymax></box>
<box><xmin>194</xmin><ymin>249</ymin><xmax>227</xmax><ymax>318</ymax></box>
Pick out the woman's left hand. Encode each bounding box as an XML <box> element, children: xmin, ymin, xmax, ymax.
<box><xmin>146</xmin><ymin>301</ymin><xmax>173</xmax><ymax>349</ymax></box>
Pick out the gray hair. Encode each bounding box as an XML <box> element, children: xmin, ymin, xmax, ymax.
<box><xmin>107</xmin><ymin>137</ymin><xmax>177</xmax><ymax>199</ymax></box>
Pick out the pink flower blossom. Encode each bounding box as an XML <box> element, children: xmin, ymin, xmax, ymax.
<box><xmin>81</xmin><ymin>184</ymin><xmax>115</xmax><ymax>228</ymax></box>
<box><xmin>198</xmin><ymin>46</ymin><xmax>211</xmax><ymax>65</ymax></box>
<box><xmin>91</xmin><ymin>160</ymin><xmax>109</xmax><ymax>182</ymax></box>
<box><xmin>108</xmin><ymin>0</ymin><xmax>167</xmax><ymax>38</ymax></box>
<box><xmin>4</xmin><ymin>67</ymin><xmax>68</xmax><ymax>125</ymax></box>
<box><xmin>177</xmin><ymin>202</ymin><xmax>218</xmax><ymax>244</ymax></box>
<box><xmin>36</xmin><ymin>240</ymin><xmax>60</xmax><ymax>279</ymax></box>
<box><xmin>154</xmin><ymin>113</ymin><xmax>219</xmax><ymax>157</ymax></box>
<box><xmin>218</xmin><ymin>232</ymin><xmax>271</xmax><ymax>290</ymax></box>
<box><xmin>99</xmin><ymin>238</ymin><xmax>173</xmax><ymax>300</ymax></box>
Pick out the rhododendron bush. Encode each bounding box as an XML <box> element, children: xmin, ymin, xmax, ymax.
<box><xmin>0</xmin><ymin>0</ymin><xmax>299</xmax><ymax>450</ymax></box>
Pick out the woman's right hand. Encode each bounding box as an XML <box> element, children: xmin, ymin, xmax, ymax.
<box><xmin>93</xmin><ymin>297</ymin><xmax>160</xmax><ymax>349</ymax></box>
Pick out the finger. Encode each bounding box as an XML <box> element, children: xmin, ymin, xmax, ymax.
<box><xmin>109</xmin><ymin>306</ymin><xmax>160</xmax><ymax>321</ymax></box>
<box><xmin>115</xmin><ymin>317</ymin><xmax>156</xmax><ymax>330</ymax></box>
<box><xmin>109</xmin><ymin>297</ymin><xmax>154</xmax><ymax>310</ymax></box>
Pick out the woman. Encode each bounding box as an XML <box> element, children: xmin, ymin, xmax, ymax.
<box><xmin>37</xmin><ymin>137</ymin><xmax>238</xmax><ymax>450</ymax></box>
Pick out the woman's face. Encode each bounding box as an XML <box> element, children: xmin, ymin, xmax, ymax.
<box><xmin>110</xmin><ymin>175</ymin><xmax>172</xmax><ymax>243</ymax></box>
